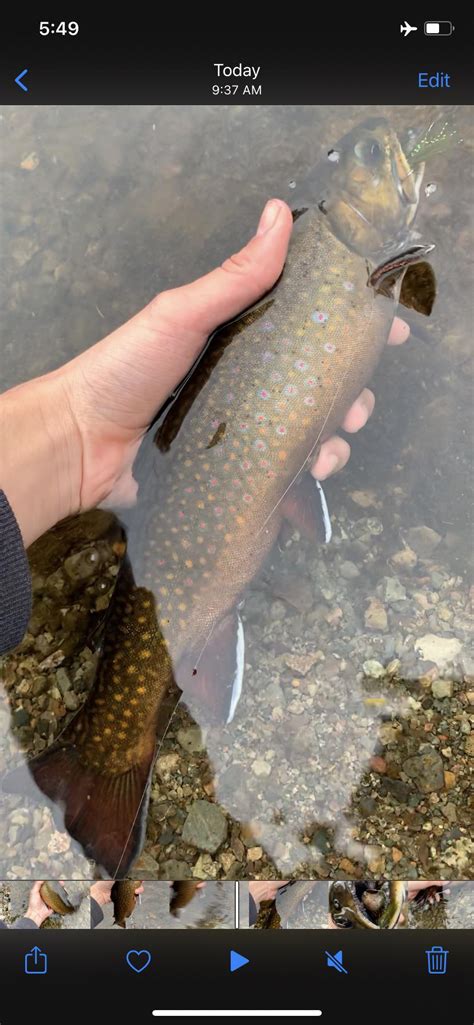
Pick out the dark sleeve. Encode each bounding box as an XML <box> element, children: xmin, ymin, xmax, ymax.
<box><xmin>0</xmin><ymin>920</ymin><xmax>8</xmax><ymax>929</ymax></box>
<box><xmin>249</xmin><ymin>895</ymin><xmax>258</xmax><ymax>926</ymax></box>
<box><xmin>0</xmin><ymin>490</ymin><xmax>32</xmax><ymax>655</ymax></box>
<box><xmin>13</xmin><ymin>918</ymin><xmax>39</xmax><ymax>929</ymax></box>
<box><xmin>91</xmin><ymin>898</ymin><xmax>104</xmax><ymax>929</ymax></box>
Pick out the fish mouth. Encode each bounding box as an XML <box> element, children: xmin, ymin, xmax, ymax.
<box><xmin>315</xmin><ymin>119</ymin><xmax>427</xmax><ymax>260</ymax></box>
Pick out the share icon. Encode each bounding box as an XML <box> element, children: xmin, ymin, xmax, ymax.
<box><xmin>325</xmin><ymin>950</ymin><xmax>348</xmax><ymax>974</ymax></box>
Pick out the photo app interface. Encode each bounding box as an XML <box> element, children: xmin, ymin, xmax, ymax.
<box><xmin>0</xmin><ymin>13</ymin><xmax>472</xmax><ymax>1023</ymax></box>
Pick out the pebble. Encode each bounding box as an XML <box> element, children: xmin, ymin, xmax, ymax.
<box><xmin>181</xmin><ymin>800</ymin><xmax>228</xmax><ymax>854</ymax></box>
<box><xmin>64</xmin><ymin>692</ymin><xmax>80</xmax><ymax>711</ymax></box>
<box><xmin>156</xmin><ymin>753</ymin><xmax>181</xmax><ymax>779</ymax></box>
<box><xmin>55</xmin><ymin>668</ymin><xmax>71</xmax><ymax>695</ymax></box>
<box><xmin>370</xmin><ymin>756</ymin><xmax>387</xmax><ymax>774</ymax></box>
<box><xmin>390</xmin><ymin>546</ymin><xmax>417</xmax><ymax>570</ymax></box>
<box><xmin>338</xmin><ymin>857</ymin><xmax>356</xmax><ymax>873</ymax></box>
<box><xmin>415</xmin><ymin>634</ymin><xmax>462</xmax><ymax>669</ymax></box>
<box><xmin>160</xmin><ymin>859</ymin><xmax>191</xmax><ymax>879</ymax></box>
<box><xmin>431</xmin><ymin>679</ymin><xmax>454</xmax><ymax>699</ymax></box>
<box><xmin>20</xmin><ymin>152</ymin><xmax>40</xmax><ymax>171</ymax></box>
<box><xmin>465</xmin><ymin>735</ymin><xmax>474</xmax><ymax>756</ymax></box>
<box><xmin>444</xmin><ymin>771</ymin><xmax>456</xmax><ymax>788</ymax></box>
<box><xmin>365</xmin><ymin>599</ymin><xmax>388</xmax><ymax>631</ymax></box>
<box><xmin>441</xmin><ymin>802</ymin><xmax>457</xmax><ymax>823</ymax></box>
<box><xmin>403</xmin><ymin>749</ymin><xmax>445</xmax><ymax>792</ymax></box>
<box><xmin>177</xmin><ymin>726</ymin><xmax>205</xmax><ymax>753</ymax></box>
<box><xmin>364</xmin><ymin>845</ymin><xmax>386</xmax><ymax>874</ymax></box>
<box><xmin>132</xmin><ymin>850</ymin><xmax>160</xmax><ymax>876</ymax></box>
<box><xmin>265</xmin><ymin>681</ymin><xmax>286</xmax><ymax>706</ymax></box>
<box><xmin>192</xmin><ymin>854</ymin><xmax>220</xmax><ymax>879</ymax></box>
<box><xmin>380</xmin><ymin>779</ymin><xmax>410</xmax><ymax>803</ymax></box>
<box><xmin>362</xmin><ymin>659</ymin><xmax>385</xmax><ymax>679</ymax></box>
<box><xmin>339</xmin><ymin>560</ymin><xmax>360</xmax><ymax>580</ymax></box>
<box><xmin>283</xmin><ymin>652</ymin><xmax>321</xmax><ymax>675</ymax></box>
<box><xmin>251</xmin><ymin>759</ymin><xmax>272</xmax><ymax>778</ymax></box>
<box><xmin>247</xmin><ymin>846</ymin><xmax>263</xmax><ymax>861</ymax></box>
<box><xmin>381</xmin><ymin>576</ymin><xmax>407</xmax><ymax>604</ymax></box>
<box><xmin>405</xmin><ymin>525</ymin><xmax>442</xmax><ymax>557</ymax></box>
<box><xmin>349</xmin><ymin>490</ymin><xmax>380</xmax><ymax>509</ymax></box>
<box><xmin>12</xmin><ymin>708</ymin><xmax>29</xmax><ymax>727</ymax></box>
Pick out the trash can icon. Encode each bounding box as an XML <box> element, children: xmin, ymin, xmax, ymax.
<box><xmin>426</xmin><ymin>945</ymin><xmax>449</xmax><ymax>975</ymax></box>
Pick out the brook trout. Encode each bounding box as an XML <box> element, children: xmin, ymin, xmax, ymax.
<box><xmin>39</xmin><ymin>881</ymin><xmax>76</xmax><ymax>916</ymax></box>
<box><xmin>169</xmin><ymin>880</ymin><xmax>201</xmax><ymax>917</ymax></box>
<box><xmin>5</xmin><ymin>119</ymin><xmax>435</xmax><ymax>876</ymax></box>
<box><xmin>111</xmin><ymin>879</ymin><xmax>142</xmax><ymax>928</ymax></box>
<box><xmin>329</xmin><ymin>881</ymin><xmax>406</xmax><ymax>929</ymax></box>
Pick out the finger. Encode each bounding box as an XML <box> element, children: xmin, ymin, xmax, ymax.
<box><xmin>150</xmin><ymin>199</ymin><xmax>293</xmax><ymax>338</ymax></box>
<box><xmin>388</xmin><ymin>317</ymin><xmax>410</xmax><ymax>345</ymax></box>
<box><xmin>311</xmin><ymin>437</ymin><xmax>351</xmax><ymax>480</ymax></box>
<box><xmin>341</xmin><ymin>388</ymin><xmax>375</xmax><ymax>433</ymax></box>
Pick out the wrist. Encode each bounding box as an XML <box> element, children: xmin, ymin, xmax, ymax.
<box><xmin>25</xmin><ymin>907</ymin><xmax>46</xmax><ymax>927</ymax></box>
<box><xmin>90</xmin><ymin>885</ymin><xmax>110</xmax><ymax>907</ymax></box>
<box><xmin>0</xmin><ymin>371</ymin><xmax>82</xmax><ymax>548</ymax></box>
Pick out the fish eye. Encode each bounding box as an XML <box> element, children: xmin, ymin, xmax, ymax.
<box><xmin>354</xmin><ymin>138</ymin><xmax>383</xmax><ymax>168</ymax></box>
<box><xmin>332</xmin><ymin>898</ymin><xmax>341</xmax><ymax>910</ymax></box>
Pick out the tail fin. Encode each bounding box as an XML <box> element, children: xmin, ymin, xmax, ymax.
<box><xmin>3</xmin><ymin>734</ymin><xmax>155</xmax><ymax>878</ymax></box>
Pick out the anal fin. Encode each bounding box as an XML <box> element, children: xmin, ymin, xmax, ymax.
<box><xmin>176</xmin><ymin>609</ymin><xmax>244</xmax><ymax>725</ymax></box>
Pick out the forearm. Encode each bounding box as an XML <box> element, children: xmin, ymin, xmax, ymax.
<box><xmin>0</xmin><ymin>371</ymin><xmax>81</xmax><ymax>548</ymax></box>
<box><xmin>16</xmin><ymin>914</ymin><xmax>42</xmax><ymax>929</ymax></box>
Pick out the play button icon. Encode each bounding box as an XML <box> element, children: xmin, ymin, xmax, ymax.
<box><xmin>230</xmin><ymin>950</ymin><xmax>250</xmax><ymax>973</ymax></box>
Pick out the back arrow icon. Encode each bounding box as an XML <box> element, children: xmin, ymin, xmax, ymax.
<box><xmin>15</xmin><ymin>69</ymin><xmax>29</xmax><ymax>92</ymax></box>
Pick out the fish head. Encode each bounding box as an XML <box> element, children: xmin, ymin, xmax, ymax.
<box><xmin>328</xmin><ymin>881</ymin><xmax>358</xmax><ymax>927</ymax></box>
<box><xmin>316</xmin><ymin>118</ymin><xmax>425</xmax><ymax>260</ymax></box>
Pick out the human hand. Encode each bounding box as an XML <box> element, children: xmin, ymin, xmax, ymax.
<box><xmin>25</xmin><ymin>881</ymin><xmax>55</xmax><ymax>927</ymax></box>
<box><xmin>1</xmin><ymin>200</ymin><xmax>409</xmax><ymax>547</ymax></box>
<box><xmin>90</xmin><ymin>881</ymin><xmax>114</xmax><ymax>907</ymax></box>
<box><xmin>63</xmin><ymin>199</ymin><xmax>409</xmax><ymax>505</ymax></box>
<box><xmin>407</xmin><ymin>882</ymin><xmax>447</xmax><ymax>903</ymax></box>
<box><xmin>249</xmin><ymin>881</ymin><xmax>290</xmax><ymax>907</ymax></box>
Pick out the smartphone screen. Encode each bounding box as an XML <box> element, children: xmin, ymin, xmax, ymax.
<box><xmin>0</xmin><ymin>14</ymin><xmax>472</xmax><ymax>1024</ymax></box>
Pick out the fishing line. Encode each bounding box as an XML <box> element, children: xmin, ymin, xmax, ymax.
<box><xmin>113</xmin><ymin>691</ymin><xmax>182</xmax><ymax>879</ymax></box>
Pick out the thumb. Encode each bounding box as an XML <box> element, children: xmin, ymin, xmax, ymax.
<box><xmin>150</xmin><ymin>198</ymin><xmax>293</xmax><ymax>338</ymax></box>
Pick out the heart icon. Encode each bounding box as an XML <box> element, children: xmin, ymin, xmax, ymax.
<box><xmin>126</xmin><ymin>949</ymin><xmax>152</xmax><ymax>974</ymax></box>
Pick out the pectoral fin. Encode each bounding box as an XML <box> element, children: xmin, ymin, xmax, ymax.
<box><xmin>281</xmin><ymin>474</ymin><xmax>332</xmax><ymax>543</ymax></box>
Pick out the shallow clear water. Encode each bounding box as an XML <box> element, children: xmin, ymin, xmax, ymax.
<box><xmin>0</xmin><ymin>105</ymin><xmax>472</xmax><ymax>881</ymax></box>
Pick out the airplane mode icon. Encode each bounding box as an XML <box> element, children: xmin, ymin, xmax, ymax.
<box><xmin>400</xmin><ymin>21</ymin><xmax>417</xmax><ymax>37</ymax></box>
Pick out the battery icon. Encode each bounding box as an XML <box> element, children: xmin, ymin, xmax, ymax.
<box><xmin>424</xmin><ymin>21</ymin><xmax>454</xmax><ymax>35</ymax></box>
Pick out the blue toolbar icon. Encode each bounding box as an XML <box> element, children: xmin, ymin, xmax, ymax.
<box><xmin>426</xmin><ymin>946</ymin><xmax>449</xmax><ymax>975</ymax></box>
<box><xmin>230</xmin><ymin>950</ymin><xmax>249</xmax><ymax>973</ymax></box>
<box><xmin>15</xmin><ymin>69</ymin><xmax>29</xmax><ymax>92</ymax></box>
<box><xmin>326</xmin><ymin>950</ymin><xmax>348</xmax><ymax>974</ymax></box>
<box><xmin>126</xmin><ymin>949</ymin><xmax>151</xmax><ymax>974</ymax></box>
<box><xmin>24</xmin><ymin>946</ymin><xmax>48</xmax><ymax>974</ymax></box>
